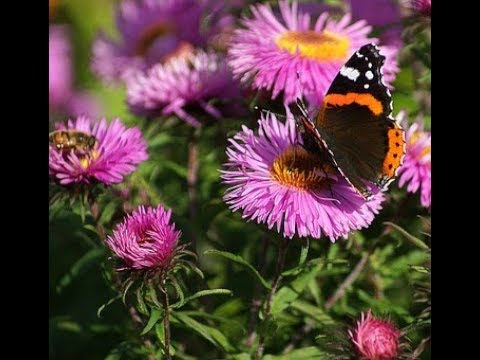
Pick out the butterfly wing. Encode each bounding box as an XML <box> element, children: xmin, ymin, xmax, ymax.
<box><xmin>311</xmin><ymin>44</ymin><xmax>405</xmax><ymax>199</ymax></box>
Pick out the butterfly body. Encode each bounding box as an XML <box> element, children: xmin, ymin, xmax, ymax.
<box><xmin>296</xmin><ymin>43</ymin><xmax>406</xmax><ymax>200</ymax></box>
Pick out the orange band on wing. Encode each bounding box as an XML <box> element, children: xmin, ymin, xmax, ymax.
<box><xmin>324</xmin><ymin>92</ymin><xmax>383</xmax><ymax>116</ymax></box>
<box><xmin>382</xmin><ymin>123</ymin><xmax>405</xmax><ymax>177</ymax></box>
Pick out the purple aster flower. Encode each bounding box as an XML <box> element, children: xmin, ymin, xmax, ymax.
<box><xmin>91</xmin><ymin>0</ymin><xmax>226</xmax><ymax>83</ymax></box>
<box><xmin>126</xmin><ymin>50</ymin><xmax>241</xmax><ymax>127</ymax></box>
<box><xmin>227</xmin><ymin>0</ymin><xmax>399</xmax><ymax>108</ymax></box>
<box><xmin>49</xmin><ymin>116</ymin><xmax>148</xmax><ymax>185</ymax></box>
<box><xmin>397</xmin><ymin>115</ymin><xmax>431</xmax><ymax>208</ymax></box>
<box><xmin>221</xmin><ymin>113</ymin><xmax>385</xmax><ymax>241</ymax></box>
<box><xmin>49</xmin><ymin>26</ymin><xmax>100</xmax><ymax>118</ymax></box>
<box><xmin>350</xmin><ymin>0</ymin><xmax>402</xmax><ymax>47</ymax></box>
<box><xmin>106</xmin><ymin>205</ymin><xmax>181</xmax><ymax>270</ymax></box>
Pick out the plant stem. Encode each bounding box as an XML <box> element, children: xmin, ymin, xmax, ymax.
<box><xmin>187</xmin><ymin>130</ymin><xmax>199</xmax><ymax>249</ymax></box>
<box><xmin>325</xmin><ymin>252</ymin><xmax>370</xmax><ymax>310</ymax></box>
<box><xmin>255</xmin><ymin>239</ymin><xmax>290</xmax><ymax>360</ymax></box>
<box><xmin>161</xmin><ymin>282</ymin><xmax>172</xmax><ymax>360</ymax></box>
<box><xmin>246</xmin><ymin>237</ymin><xmax>270</xmax><ymax>346</ymax></box>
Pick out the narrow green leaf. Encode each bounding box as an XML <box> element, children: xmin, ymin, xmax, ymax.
<box><xmin>163</xmin><ymin>160</ymin><xmax>188</xmax><ymax>178</ymax></box>
<box><xmin>204</xmin><ymin>250</ymin><xmax>271</xmax><ymax>290</ymax></box>
<box><xmin>83</xmin><ymin>224</ymin><xmax>99</xmax><ymax>234</ymax></box>
<box><xmin>263</xmin><ymin>347</ymin><xmax>326</xmax><ymax>359</ymax></box>
<box><xmin>270</xmin><ymin>287</ymin><xmax>298</xmax><ymax>316</ymax></box>
<box><xmin>122</xmin><ymin>278</ymin><xmax>135</xmax><ymax>305</ymax></box>
<box><xmin>171</xmin><ymin>289</ymin><xmax>232</xmax><ymax>309</ymax></box>
<box><xmin>228</xmin><ymin>354</ymin><xmax>251</xmax><ymax>360</ymax></box>
<box><xmin>141</xmin><ymin>308</ymin><xmax>162</xmax><ymax>335</ymax></box>
<box><xmin>384</xmin><ymin>222</ymin><xmax>429</xmax><ymax>250</ymax></box>
<box><xmin>299</xmin><ymin>238</ymin><xmax>310</xmax><ymax>266</ymax></box>
<box><xmin>155</xmin><ymin>323</ymin><xmax>165</xmax><ymax>347</ymax></box>
<box><xmin>168</xmin><ymin>275</ymin><xmax>185</xmax><ymax>308</ymax></box>
<box><xmin>57</xmin><ymin>247</ymin><xmax>105</xmax><ymax>293</ymax></box>
<box><xmin>271</xmin><ymin>262</ymin><xmax>324</xmax><ymax>315</ymax></box>
<box><xmin>136</xmin><ymin>286</ymin><xmax>149</xmax><ymax>316</ymax></box>
<box><xmin>98</xmin><ymin>200</ymin><xmax>119</xmax><ymax>225</ymax></box>
<box><xmin>290</xmin><ymin>300</ymin><xmax>335</xmax><ymax>325</ymax></box>
<box><xmin>97</xmin><ymin>295</ymin><xmax>121</xmax><ymax>318</ymax></box>
<box><xmin>173</xmin><ymin>312</ymin><xmax>235</xmax><ymax>352</ymax></box>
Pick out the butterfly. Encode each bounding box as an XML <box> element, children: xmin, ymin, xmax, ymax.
<box><xmin>294</xmin><ymin>43</ymin><xmax>406</xmax><ymax>200</ymax></box>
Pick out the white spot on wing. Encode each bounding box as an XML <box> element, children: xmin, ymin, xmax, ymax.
<box><xmin>340</xmin><ymin>66</ymin><xmax>360</xmax><ymax>81</ymax></box>
<box><xmin>364</xmin><ymin>84</ymin><xmax>369</xmax><ymax>89</ymax></box>
<box><xmin>365</xmin><ymin>71</ymin><xmax>374</xmax><ymax>80</ymax></box>
<box><xmin>368</xmin><ymin>62</ymin><xmax>372</xmax><ymax>68</ymax></box>
<box><xmin>355</xmin><ymin>51</ymin><xmax>364</xmax><ymax>58</ymax></box>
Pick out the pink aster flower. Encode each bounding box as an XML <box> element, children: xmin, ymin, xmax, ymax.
<box><xmin>398</xmin><ymin>116</ymin><xmax>431</xmax><ymax>208</ymax></box>
<box><xmin>49</xmin><ymin>116</ymin><xmax>148</xmax><ymax>185</ymax></box>
<box><xmin>349</xmin><ymin>310</ymin><xmax>401</xmax><ymax>360</ymax></box>
<box><xmin>49</xmin><ymin>26</ymin><xmax>100</xmax><ymax>118</ymax></box>
<box><xmin>126</xmin><ymin>50</ymin><xmax>241</xmax><ymax>127</ymax></box>
<box><xmin>221</xmin><ymin>113</ymin><xmax>385</xmax><ymax>241</ymax></box>
<box><xmin>227</xmin><ymin>0</ymin><xmax>399</xmax><ymax>108</ymax></box>
<box><xmin>106</xmin><ymin>205</ymin><xmax>181</xmax><ymax>270</ymax></box>
<box><xmin>91</xmin><ymin>0</ymin><xmax>225</xmax><ymax>83</ymax></box>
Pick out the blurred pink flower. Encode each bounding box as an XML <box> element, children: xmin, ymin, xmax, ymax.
<box><xmin>49</xmin><ymin>26</ymin><xmax>100</xmax><ymax>117</ymax></box>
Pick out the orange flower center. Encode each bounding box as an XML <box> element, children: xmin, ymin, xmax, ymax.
<box><xmin>275</xmin><ymin>30</ymin><xmax>350</xmax><ymax>61</ymax></box>
<box><xmin>270</xmin><ymin>146</ymin><xmax>335</xmax><ymax>191</ymax></box>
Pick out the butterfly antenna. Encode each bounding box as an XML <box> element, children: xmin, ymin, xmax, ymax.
<box><xmin>253</xmin><ymin>106</ymin><xmax>287</xmax><ymax>120</ymax></box>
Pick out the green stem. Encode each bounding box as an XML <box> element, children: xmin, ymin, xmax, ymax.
<box><xmin>161</xmin><ymin>281</ymin><xmax>172</xmax><ymax>360</ymax></box>
<box><xmin>255</xmin><ymin>240</ymin><xmax>289</xmax><ymax>360</ymax></box>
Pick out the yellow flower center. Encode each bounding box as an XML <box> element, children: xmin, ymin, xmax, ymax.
<box><xmin>409</xmin><ymin>132</ymin><xmax>431</xmax><ymax>159</ymax></box>
<box><xmin>275</xmin><ymin>30</ymin><xmax>350</xmax><ymax>61</ymax></box>
<box><xmin>270</xmin><ymin>146</ymin><xmax>335</xmax><ymax>191</ymax></box>
<box><xmin>79</xmin><ymin>150</ymin><xmax>100</xmax><ymax>169</ymax></box>
<box><xmin>135</xmin><ymin>22</ymin><xmax>175</xmax><ymax>57</ymax></box>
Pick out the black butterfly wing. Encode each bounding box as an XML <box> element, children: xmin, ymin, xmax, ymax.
<box><xmin>310</xmin><ymin>44</ymin><xmax>405</xmax><ymax>199</ymax></box>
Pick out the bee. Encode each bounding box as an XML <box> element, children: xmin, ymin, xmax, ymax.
<box><xmin>49</xmin><ymin>130</ymin><xmax>97</xmax><ymax>152</ymax></box>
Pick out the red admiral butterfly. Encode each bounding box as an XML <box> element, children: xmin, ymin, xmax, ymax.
<box><xmin>295</xmin><ymin>43</ymin><xmax>406</xmax><ymax>200</ymax></box>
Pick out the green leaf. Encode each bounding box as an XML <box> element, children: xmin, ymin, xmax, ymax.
<box><xmin>136</xmin><ymin>286</ymin><xmax>149</xmax><ymax>316</ymax></box>
<box><xmin>204</xmin><ymin>250</ymin><xmax>271</xmax><ymax>290</ymax></box>
<box><xmin>228</xmin><ymin>354</ymin><xmax>251</xmax><ymax>360</ymax></box>
<box><xmin>290</xmin><ymin>300</ymin><xmax>334</xmax><ymax>325</ymax></box>
<box><xmin>271</xmin><ymin>262</ymin><xmax>324</xmax><ymax>316</ymax></box>
<box><xmin>168</xmin><ymin>275</ymin><xmax>185</xmax><ymax>308</ymax></box>
<box><xmin>57</xmin><ymin>247</ymin><xmax>105</xmax><ymax>293</ymax></box>
<box><xmin>299</xmin><ymin>238</ymin><xmax>310</xmax><ymax>266</ymax></box>
<box><xmin>171</xmin><ymin>288</ymin><xmax>232</xmax><ymax>309</ymax></box>
<box><xmin>270</xmin><ymin>287</ymin><xmax>299</xmax><ymax>316</ymax></box>
<box><xmin>257</xmin><ymin>314</ymin><xmax>278</xmax><ymax>339</ymax></box>
<box><xmin>141</xmin><ymin>308</ymin><xmax>163</xmax><ymax>335</ymax></box>
<box><xmin>263</xmin><ymin>347</ymin><xmax>326</xmax><ymax>359</ymax></box>
<box><xmin>97</xmin><ymin>295</ymin><xmax>121</xmax><ymax>318</ymax></box>
<box><xmin>122</xmin><ymin>278</ymin><xmax>135</xmax><ymax>305</ymax></box>
<box><xmin>384</xmin><ymin>222</ymin><xmax>429</xmax><ymax>250</ymax></box>
<box><xmin>98</xmin><ymin>200</ymin><xmax>119</xmax><ymax>225</ymax></box>
<box><xmin>155</xmin><ymin>323</ymin><xmax>165</xmax><ymax>347</ymax></box>
<box><xmin>163</xmin><ymin>160</ymin><xmax>188</xmax><ymax>178</ymax></box>
<box><xmin>173</xmin><ymin>312</ymin><xmax>235</xmax><ymax>353</ymax></box>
